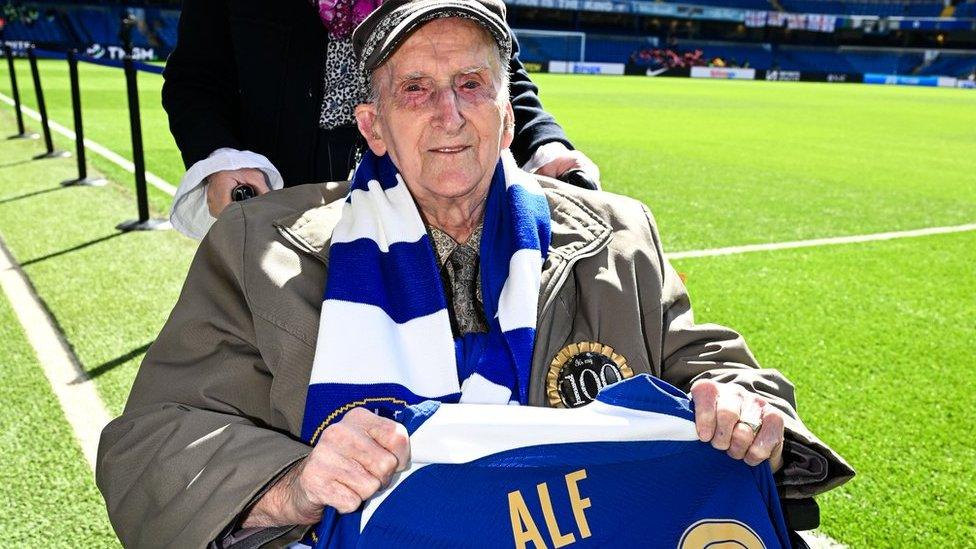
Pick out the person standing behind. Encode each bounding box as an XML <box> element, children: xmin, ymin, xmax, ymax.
<box><xmin>162</xmin><ymin>0</ymin><xmax>600</xmax><ymax>239</ymax></box>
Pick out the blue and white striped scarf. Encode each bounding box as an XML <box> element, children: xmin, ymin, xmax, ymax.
<box><xmin>299</xmin><ymin>150</ymin><xmax>550</xmax><ymax>538</ymax></box>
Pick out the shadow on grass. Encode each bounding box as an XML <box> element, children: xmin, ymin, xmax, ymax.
<box><xmin>76</xmin><ymin>341</ymin><xmax>153</xmax><ymax>382</ymax></box>
<box><xmin>20</xmin><ymin>232</ymin><xmax>125</xmax><ymax>267</ymax></box>
<box><xmin>0</xmin><ymin>158</ymin><xmax>36</xmax><ymax>169</ymax></box>
<box><xmin>0</xmin><ymin>186</ymin><xmax>65</xmax><ymax>205</ymax></box>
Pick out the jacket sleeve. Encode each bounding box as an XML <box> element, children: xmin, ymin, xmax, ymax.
<box><xmin>162</xmin><ymin>0</ymin><xmax>243</xmax><ymax>170</ymax></box>
<box><xmin>507</xmin><ymin>35</ymin><xmax>573</xmax><ymax>166</ymax></box>
<box><xmin>639</xmin><ymin>205</ymin><xmax>855</xmax><ymax>499</ymax></box>
<box><xmin>96</xmin><ymin>205</ymin><xmax>310</xmax><ymax>548</ymax></box>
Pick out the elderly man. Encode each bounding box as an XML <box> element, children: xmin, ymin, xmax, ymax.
<box><xmin>97</xmin><ymin>0</ymin><xmax>852</xmax><ymax>546</ymax></box>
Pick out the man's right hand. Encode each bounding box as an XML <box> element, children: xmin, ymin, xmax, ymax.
<box><xmin>205</xmin><ymin>168</ymin><xmax>271</xmax><ymax>217</ymax></box>
<box><xmin>241</xmin><ymin>408</ymin><xmax>410</xmax><ymax>528</ymax></box>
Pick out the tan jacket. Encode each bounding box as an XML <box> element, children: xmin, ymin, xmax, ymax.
<box><xmin>97</xmin><ymin>179</ymin><xmax>853</xmax><ymax>548</ymax></box>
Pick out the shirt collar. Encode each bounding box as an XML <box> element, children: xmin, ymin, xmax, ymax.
<box><xmin>428</xmin><ymin>224</ymin><xmax>483</xmax><ymax>266</ymax></box>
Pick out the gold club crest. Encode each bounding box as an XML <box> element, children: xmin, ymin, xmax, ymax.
<box><xmin>547</xmin><ymin>342</ymin><xmax>632</xmax><ymax>408</ymax></box>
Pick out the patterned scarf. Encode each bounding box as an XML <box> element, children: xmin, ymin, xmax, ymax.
<box><xmin>298</xmin><ymin>149</ymin><xmax>550</xmax><ymax>546</ymax></box>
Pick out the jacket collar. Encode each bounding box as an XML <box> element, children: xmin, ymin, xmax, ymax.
<box><xmin>273</xmin><ymin>180</ymin><xmax>613</xmax><ymax>270</ymax></box>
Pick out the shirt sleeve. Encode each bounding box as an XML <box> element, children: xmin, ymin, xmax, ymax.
<box><xmin>170</xmin><ymin>148</ymin><xmax>284</xmax><ymax>240</ymax></box>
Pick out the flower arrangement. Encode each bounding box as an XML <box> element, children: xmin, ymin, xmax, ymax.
<box><xmin>316</xmin><ymin>0</ymin><xmax>384</xmax><ymax>40</ymax></box>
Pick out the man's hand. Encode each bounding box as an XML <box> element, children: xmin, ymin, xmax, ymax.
<box><xmin>205</xmin><ymin>168</ymin><xmax>271</xmax><ymax>218</ymax></box>
<box><xmin>533</xmin><ymin>149</ymin><xmax>601</xmax><ymax>188</ymax></box>
<box><xmin>242</xmin><ymin>408</ymin><xmax>410</xmax><ymax>528</ymax></box>
<box><xmin>690</xmin><ymin>379</ymin><xmax>785</xmax><ymax>472</ymax></box>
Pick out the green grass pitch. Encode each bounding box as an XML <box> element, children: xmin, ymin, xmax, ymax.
<box><xmin>1</xmin><ymin>60</ymin><xmax>975</xmax><ymax>546</ymax></box>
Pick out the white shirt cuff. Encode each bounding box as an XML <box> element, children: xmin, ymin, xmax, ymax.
<box><xmin>520</xmin><ymin>141</ymin><xmax>570</xmax><ymax>174</ymax></box>
<box><xmin>169</xmin><ymin>148</ymin><xmax>284</xmax><ymax>240</ymax></box>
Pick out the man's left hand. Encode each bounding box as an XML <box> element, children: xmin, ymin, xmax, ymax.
<box><xmin>689</xmin><ymin>379</ymin><xmax>785</xmax><ymax>472</ymax></box>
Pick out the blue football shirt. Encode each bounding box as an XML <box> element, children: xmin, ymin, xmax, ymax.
<box><xmin>308</xmin><ymin>375</ymin><xmax>790</xmax><ymax>548</ymax></box>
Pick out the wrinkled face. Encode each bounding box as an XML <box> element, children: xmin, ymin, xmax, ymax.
<box><xmin>355</xmin><ymin>18</ymin><xmax>514</xmax><ymax>204</ymax></box>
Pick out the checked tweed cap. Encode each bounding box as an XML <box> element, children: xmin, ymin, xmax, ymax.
<box><xmin>351</xmin><ymin>0</ymin><xmax>513</xmax><ymax>75</ymax></box>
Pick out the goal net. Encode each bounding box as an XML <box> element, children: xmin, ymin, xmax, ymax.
<box><xmin>512</xmin><ymin>29</ymin><xmax>586</xmax><ymax>63</ymax></box>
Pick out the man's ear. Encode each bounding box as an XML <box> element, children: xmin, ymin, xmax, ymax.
<box><xmin>354</xmin><ymin>103</ymin><xmax>387</xmax><ymax>156</ymax></box>
<box><xmin>501</xmin><ymin>102</ymin><xmax>515</xmax><ymax>150</ymax></box>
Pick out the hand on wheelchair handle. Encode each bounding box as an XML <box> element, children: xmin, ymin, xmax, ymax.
<box><xmin>557</xmin><ymin>169</ymin><xmax>599</xmax><ymax>191</ymax></box>
<box><xmin>231</xmin><ymin>183</ymin><xmax>256</xmax><ymax>202</ymax></box>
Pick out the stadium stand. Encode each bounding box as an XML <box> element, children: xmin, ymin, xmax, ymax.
<box><xmin>777</xmin><ymin>0</ymin><xmax>944</xmax><ymax>16</ymax></box>
<box><xmin>586</xmin><ymin>34</ymin><xmax>659</xmax><ymax>64</ymax></box>
<box><xmin>681</xmin><ymin>41</ymin><xmax>776</xmax><ymax>67</ymax></box>
<box><xmin>67</xmin><ymin>6</ymin><xmax>120</xmax><ymax>45</ymax></box>
<box><xmin>2</xmin><ymin>3</ymin><xmax>168</xmax><ymax>49</ymax></box>
<box><xmin>705</xmin><ymin>0</ymin><xmax>776</xmax><ymax>9</ymax></box>
<box><xmin>3</xmin><ymin>0</ymin><xmax>974</xmax><ymax>79</ymax></box>
<box><xmin>147</xmin><ymin>8</ymin><xmax>179</xmax><ymax>50</ymax></box>
<box><xmin>3</xmin><ymin>15</ymin><xmax>69</xmax><ymax>44</ymax></box>
<box><xmin>955</xmin><ymin>1</ymin><xmax>976</xmax><ymax>17</ymax></box>
<box><xmin>919</xmin><ymin>50</ymin><xmax>976</xmax><ymax>74</ymax></box>
<box><xmin>530</xmin><ymin>32</ymin><xmax>954</xmax><ymax>76</ymax></box>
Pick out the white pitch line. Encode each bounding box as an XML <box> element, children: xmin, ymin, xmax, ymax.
<box><xmin>0</xmin><ymin>235</ymin><xmax>111</xmax><ymax>471</ymax></box>
<box><xmin>667</xmin><ymin>223</ymin><xmax>976</xmax><ymax>260</ymax></box>
<box><xmin>0</xmin><ymin>91</ymin><xmax>177</xmax><ymax>196</ymax></box>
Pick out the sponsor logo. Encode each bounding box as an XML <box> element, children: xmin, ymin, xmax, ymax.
<box><xmin>523</xmin><ymin>62</ymin><xmax>544</xmax><ymax>73</ymax></box>
<box><xmin>84</xmin><ymin>43</ymin><xmax>156</xmax><ymax>61</ymax></box>
<box><xmin>826</xmin><ymin>73</ymin><xmax>848</xmax><ymax>82</ymax></box>
<box><xmin>547</xmin><ymin>342</ymin><xmax>633</xmax><ymax>408</ymax></box>
<box><xmin>765</xmin><ymin>70</ymin><xmax>801</xmax><ymax>82</ymax></box>
<box><xmin>84</xmin><ymin>43</ymin><xmax>106</xmax><ymax>59</ymax></box>
<box><xmin>690</xmin><ymin>66</ymin><xmax>756</xmax><ymax>80</ymax></box>
<box><xmin>548</xmin><ymin>61</ymin><xmax>624</xmax><ymax>75</ymax></box>
<box><xmin>1</xmin><ymin>40</ymin><xmax>33</xmax><ymax>52</ymax></box>
<box><xmin>571</xmin><ymin>63</ymin><xmax>603</xmax><ymax>74</ymax></box>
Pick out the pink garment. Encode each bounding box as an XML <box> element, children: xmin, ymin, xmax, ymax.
<box><xmin>316</xmin><ymin>0</ymin><xmax>384</xmax><ymax>39</ymax></box>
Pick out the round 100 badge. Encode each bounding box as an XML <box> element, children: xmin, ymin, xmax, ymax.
<box><xmin>546</xmin><ymin>341</ymin><xmax>633</xmax><ymax>408</ymax></box>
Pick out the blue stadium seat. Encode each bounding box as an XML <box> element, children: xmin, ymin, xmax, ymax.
<box><xmin>148</xmin><ymin>9</ymin><xmax>181</xmax><ymax>50</ymax></box>
<box><xmin>3</xmin><ymin>17</ymin><xmax>69</xmax><ymax>45</ymax></box>
<box><xmin>585</xmin><ymin>35</ymin><xmax>663</xmax><ymax>63</ymax></box>
<box><xmin>954</xmin><ymin>1</ymin><xmax>976</xmax><ymax>17</ymax></box>
<box><xmin>919</xmin><ymin>54</ymin><xmax>976</xmax><ymax>77</ymax></box>
<box><xmin>681</xmin><ymin>41</ymin><xmax>774</xmax><ymax>68</ymax></box>
<box><xmin>699</xmin><ymin>0</ymin><xmax>774</xmax><ymax>10</ymax></box>
<box><xmin>775</xmin><ymin>0</ymin><xmax>943</xmax><ymax>16</ymax></box>
<box><xmin>776</xmin><ymin>47</ymin><xmax>854</xmax><ymax>72</ymax></box>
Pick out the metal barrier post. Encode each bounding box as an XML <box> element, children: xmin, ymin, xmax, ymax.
<box><xmin>27</xmin><ymin>46</ymin><xmax>70</xmax><ymax>159</ymax></box>
<box><xmin>4</xmin><ymin>45</ymin><xmax>39</xmax><ymax>140</ymax></box>
<box><xmin>61</xmin><ymin>49</ymin><xmax>105</xmax><ymax>187</ymax></box>
<box><xmin>116</xmin><ymin>54</ymin><xmax>168</xmax><ymax>231</ymax></box>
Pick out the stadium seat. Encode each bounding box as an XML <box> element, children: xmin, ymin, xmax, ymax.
<box><xmin>775</xmin><ymin>0</ymin><xmax>943</xmax><ymax>16</ymax></box>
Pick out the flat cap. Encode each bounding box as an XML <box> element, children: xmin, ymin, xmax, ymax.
<box><xmin>352</xmin><ymin>0</ymin><xmax>512</xmax><ymax>73</ymax></box>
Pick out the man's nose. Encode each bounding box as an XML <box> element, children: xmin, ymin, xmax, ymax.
<box><xmin>432</xmin><ymin>87</ymin><xmax>465</xmax><ymax>133</ymax></box>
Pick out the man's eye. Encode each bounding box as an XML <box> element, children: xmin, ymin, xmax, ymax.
<box><xmin>460</xmin><ymin>80</ymin><xmax>481</xmax><ymax>90</ymax></box>
<box><xmin>404</xmin><ymin>83</ymin><xmax>425</xmax><ymax>93</ymax></box>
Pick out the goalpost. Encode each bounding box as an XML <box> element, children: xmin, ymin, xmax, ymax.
<box><xmin>512</xmin><ymin>28</ymin><xmax>587</xmax><ymax>63</ymax></box>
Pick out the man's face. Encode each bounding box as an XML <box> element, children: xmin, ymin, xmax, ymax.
<box><xmin>356</xmin><ymin>18</ymin><xmax>514</xmax><ymax>204</ymax></box>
